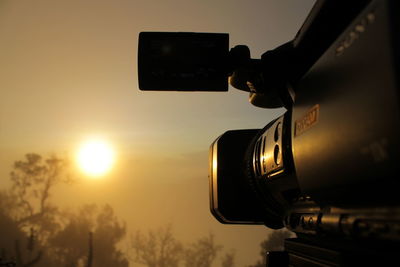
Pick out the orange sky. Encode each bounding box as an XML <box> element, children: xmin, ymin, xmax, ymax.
<box><xmin>0</xmin><ymin>0</ymin><xmax>315</xmax><ymax>266</ymax></box>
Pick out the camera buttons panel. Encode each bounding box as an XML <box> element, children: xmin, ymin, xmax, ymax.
<box><xmin>253</xmin><ymin>116</ymin><xmax>285</xmax><ymax>179</ymax></box>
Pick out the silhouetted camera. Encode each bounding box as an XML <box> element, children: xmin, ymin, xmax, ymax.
<box><xmin>138</xmin><ymin>0</ymin><xmax>400</xmax><ymax>265</ymax></box>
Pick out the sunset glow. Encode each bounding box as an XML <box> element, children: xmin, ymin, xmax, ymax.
<box><xmin>0</xmin><ymin>0</ymin><xmax>317</xmax><ymax>265</ymax></box>
<box><xmin>77</xmin><ymin>139</ymin><xmax>115</xmax><ymax>177</ymax></box>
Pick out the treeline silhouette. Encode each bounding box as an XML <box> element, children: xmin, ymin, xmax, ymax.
<box><xmin>0</xmin><ymin>153</ymin><xmax>289</xmax><ymax>267</ymax></box>
<box><xmin>130</xmin><ymin>226</ymin><xmax>236</xmax><ymax>267</ymax></box>
<box><xmin>0</xmin><ymin>153</ymin><xmax>127</xmax><ymax>267</ymax></box>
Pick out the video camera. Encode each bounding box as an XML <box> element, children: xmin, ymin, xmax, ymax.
<box><xmin>138</xmin><ymin>0</ymin><xmax>400</xmax><ymax>265</ymax></box>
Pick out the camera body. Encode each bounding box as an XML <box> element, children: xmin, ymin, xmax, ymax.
<box><xmin>138</xmin><ymin>0</ymin><xmax>400</xmax><ymax>265</ymax></box>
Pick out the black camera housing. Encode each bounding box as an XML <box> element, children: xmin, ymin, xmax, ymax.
<box><xmin>138</xmin><ymin>0</ymin><xmax>400</xmax><ymax>265</ymax></box>
<box><xmin>206</xmin><ymin>0</ymin><xmax>400</xmax><ymax>229</ymax></box>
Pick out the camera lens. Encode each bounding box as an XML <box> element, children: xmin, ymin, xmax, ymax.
<box><xmin>243</xmin><ymin>112</ymin><xmax>299</xmax><ymax>229</ymax></box>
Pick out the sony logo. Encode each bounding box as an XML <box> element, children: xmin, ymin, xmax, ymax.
<box><xmin>294</xmin><ymin>104</ymin><xmax>319</xmax><ymax>137</ymax></box>
<box><xmin>335</xmin><ymin>11</ymin><xmax>376</xmax><ymax>56</ymax></box>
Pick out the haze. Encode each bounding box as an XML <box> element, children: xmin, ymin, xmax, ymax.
<box><xmin>0</xmin><ymin>1</ymin><xmax>315</xmax><ymax>266</ymax></box>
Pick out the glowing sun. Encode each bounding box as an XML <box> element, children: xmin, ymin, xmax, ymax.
<box><xmin>77</xmin><ymin>139</ymin><xmax>115</xmax><ymax>177</ymax></box>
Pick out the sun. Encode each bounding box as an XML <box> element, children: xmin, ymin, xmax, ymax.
<box><xmin>77</xmin><ymin>139</ymin><xmax>115</xmax><ymax>177</ymax></box>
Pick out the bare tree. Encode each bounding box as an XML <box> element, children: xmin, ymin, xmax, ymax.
<box><xmin>10</xmin><ymin>153</ymin><xmax>70</xmax><ymax>241</ymax></box>
<box><xmin>13</xmin><ymin>227</ymin><xmax>42</xmax><ymax>267</ymax></box>
<box><xmin>50</xmin><ymin>204</ymin><xmax>128</xmax><ymax>267</ymax></box>
<box><xmin>86</xmin><ymin>232</ymin><xmax>93</xmax><ymax>267</ymax></box>
<box><xmin>183</xmin><ymin>233</ymin><xmax>222</xmax><ymax>267</ymax></box>
<box><xmin>221</xmin><ymin>250</ymin><xmax>235</xmax><ymax>267</ymax></box>
<box><xmin>1</xmin><ymin>153</ymin><xmax>128</xmax><ymax>266</ymax></box>
<box><xmin>0</xmin><ymin>153</ymin><xmax>70</xmax><ymax>266</ymax></box>
<box><xmin>130</xmin><ymin>225</ymin><xmax>183</xmax><ymax>267</ymax></box>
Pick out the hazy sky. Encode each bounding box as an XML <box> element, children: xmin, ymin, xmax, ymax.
<box><xmin>0</xmin><ymin>0</ymin><xmax>315</xmax><ymax>266</ymax></box>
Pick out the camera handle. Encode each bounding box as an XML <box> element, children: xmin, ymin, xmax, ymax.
<box><xmin>227</xmin><ymin>42</ymin><xmax>295</xmax><ymax>109</ymax></box>
<box><xmin>228</xmin><ymin>0</ymin><xmax>372</xmax><ymax>110</ymax></box>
